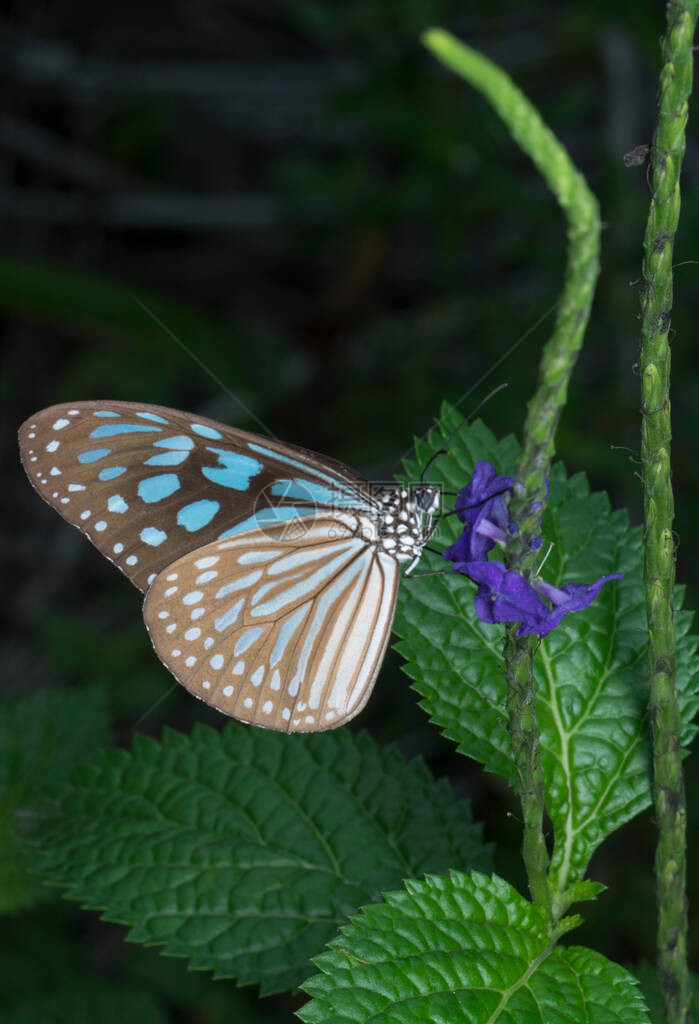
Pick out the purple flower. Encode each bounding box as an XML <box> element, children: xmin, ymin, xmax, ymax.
<box><xmin>463</xmin><ymin>561</ymin><xmax>548</xmax><ymax>628</ymax></box>
<box><xmin>455</xmin><ymin>561</ymin><xmax>624</xmax><ymax>637</ymax></box>
<box><xmin>442</xmin><ymin>461</ymin><xmax>623</xmax><ymax>637</ymax></box>
<box><xmin>442</xmin><ymin>461</ymin><xmax>513</xmax><ymax>564</ymax></box>
<box><xmin>454</xmin><ymin>461</ymin><xmax>514</xmax><ymax>525</ymax></box>
<box><xmin>527</xmin><ymin>575</ymin><xmax>625</xmax><ymax>636</ymax></box>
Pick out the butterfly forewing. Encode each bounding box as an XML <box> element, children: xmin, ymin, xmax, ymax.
<box><xmin>19</xmin><ymin>401</ymin><xmax>373</xmax><ymax>592</ymax></box>
<box><xmin>143</xmin><ymin>514</ymin><xmax>399</xmax><ymax>731</ymax></box>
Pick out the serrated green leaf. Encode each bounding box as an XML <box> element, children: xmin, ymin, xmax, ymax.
<box><xmin>299</xmin><ymin>871</ymin><xmax>650</xmax><ymax>1023</ymax></box>
<box><xmin>0</xmin><ymin>685</ymin><xmax>111</xmax><ymax>913</ymax></box>
<box><xmin>394</xmin><ymin>407</ymin><xmax>699</xmax><ymax>891</ymax></box>
<box><xmin>559</xmin><ymin>878</ymin><xmax>606</xmax><ymax>906</ymax></box>
<box><xmin>36</xmin><ymin>723</ymin><xmax>490</xmax><ymax>996</ymax></box>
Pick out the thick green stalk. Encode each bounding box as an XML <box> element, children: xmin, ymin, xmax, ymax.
<box><xmin>641</xmin><ymin>5</ymin><xmax>697</xmax><ymax>1021</ymax></box>
<box><xmin>423</xmin><ymin>30</ymin><xmax>600</xmax><ymax>920</ymax></box>
<box><xmin>503</xmin><ymin>629</ymin><xmax>551</xmax><ymax>914</ymax></box>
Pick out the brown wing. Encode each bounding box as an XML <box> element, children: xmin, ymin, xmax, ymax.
<box><xmin>18</xmin><ymin>400</ymin><xmax>372</xmax><ymax>592</ymax></box>
<box><xmin>143</xmin><ymin>513</ymin><xmax>399</xmax><ymax>732</ymax></box>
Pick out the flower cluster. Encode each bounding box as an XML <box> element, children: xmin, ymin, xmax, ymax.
<box><xmin>442</xmin><ymin>461</ymin><xmax>622</xmax><ymax>637</ymax></box>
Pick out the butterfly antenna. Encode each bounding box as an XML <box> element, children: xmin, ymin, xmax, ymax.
<box><xmin>435</xmin><ymin>483</ymin><xmax>512</xmax><ymax>522</ymax></box>
<box><xmin>419</xmin><ymin>383</ymin><xmax>508</xmax><ymax>482</ymax></box>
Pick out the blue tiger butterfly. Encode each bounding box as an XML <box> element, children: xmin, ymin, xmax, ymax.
<box><xmin>19</xmin><ymin>401</ymin><xmax>440</xmax><ymax>732</ymax></box>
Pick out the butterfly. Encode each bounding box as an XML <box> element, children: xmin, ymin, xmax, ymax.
<box><xmin>18</xmin><ymin>401</ymin><xmax>440</xmax><ymax>732</ymax></box>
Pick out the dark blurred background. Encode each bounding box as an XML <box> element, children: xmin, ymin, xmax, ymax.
<box><xmin>2</xmin><ymin>1</ymin><xmax>698</xmax><ymax>1020</ymax></box>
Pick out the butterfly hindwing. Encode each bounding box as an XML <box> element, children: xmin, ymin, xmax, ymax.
<box><xmin>143</xmin><ymin>514</ymin><xmax>399</xmax><ymax>731</ymax></box>
<box><xmin>19</xmin><ymin>401</ymin><xmax>373</xmax><ymax>592</ymax></box>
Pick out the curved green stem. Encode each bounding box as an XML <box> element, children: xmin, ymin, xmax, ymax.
<box><xmin>423</xmin><ymin>29</ymin><xmax>601</xmax><ymax>921</ymax></box>
<box><xmin>641</xmin><ymin>4</ymin><xmax>697</xmax><ymax>1021</ymax></box>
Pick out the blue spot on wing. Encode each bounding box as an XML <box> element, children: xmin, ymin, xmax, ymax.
<box><xmin>191</xmin><ymin>423</ymin><xmax>223</xmax><ymax>439</ymax></box>
<box><xmin>247</xmin><ymin>442</ymin><xmax>370</xmax><ymax>507</ymax></box>
<box><xmin>144</xmin><ymin>450</ymin><xmax>189</xmax><ymax>466</ymax></box>
<box><xmin>141</xmin><ymin>526</ymin><xmax>168</xmax><ymax>546</ymax></box>
<box><xmin>177</xmin><ymin>499</ymin><xmax>220</xmax><ymax>531</ymax></box>
<box><xmin>98</xmin><ymin>466</ymin><xmax>126</xmax><ymax>481</ymax></box>
<box><xmin>202</xmin><ymin>449</ymin><xmax>262</xmax><ymax>490</ymax></box>
<box><xmin>90</xmin><ymin>423</ymin><xmax>162</xmax><ymax>438</ymax></box>
<box><xmin>153</xmin><ymin>435</ymin><xmax>195</xmax><ymax>450</ymax></box>
<box><xmin>270</xmin><ymin>478</ymin><xmax>362</xmax><ymax>507</ymax></box>
<box><xmin>78</xmin><ymin>448</ymin><xmax>111</xmax><ymax>464</ymax></box>
<box><xmin>93</xmin><ymin>411</ymin><xmax>121</xmax><ymax>417</ymax></box>
<box><xmin>107</xmin><ymin>494</ymin><xmax>128</xmax><ymax>513</ymax></box>
<box><xmin>218</xmin><ymin>506</ymin><xmax>316</xmax><ymax>539</ymax></box>
<box><xmin>136</xmin><ymin>412</ymin><xmax>170</xmax><ymax>423</ymax></box>
<box><xmin>247</xmin><ymin>442</ymin><xmax>342</xmax><ymax>487</ymax></box>
<box><xmin>138</xmin><ymin>474</ymin><xmax>180</xmax><ymax>503</ymax></box>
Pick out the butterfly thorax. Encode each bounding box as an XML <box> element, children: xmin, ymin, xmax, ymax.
<box><xmin>374</xmin><ymin>485</ymin><xmax>440</xmax><ymax>567</ymax></box>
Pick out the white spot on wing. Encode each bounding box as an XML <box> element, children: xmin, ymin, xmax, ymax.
<box><xmin>234</xmin><ymin>628</ymin><xmax>264</xmax><ymax>656</ymax></box>
<box><xmin>183</xmin><ymin>590</ymin><xmax>203</xmax><ymax>605</ymax></box>
<box><xmin>53</xmin><ymin>418</ymin><xmax>70</xmax><ymax>430</ymax></box>
<box><xmin>215</xmin><ymin>571</ymin><xmax>262</xmax><ymax>599</ymax></box>
<box><xmin>214</xmin><ymin>599</ymin><xmax>243</xmax><ymax>632</ymax></box>
<box><xmin>210</xmin><ymin>654</ymin><xmax>224</xmax><ymax>670</ymax></box>
<box><xmin>195</xmin><ymin>556</ymin><xmax>219</xmax><ymax>569</ymax></box>
<box><xmin>236</xmin><ymin>549</ymin><xmax>283</xmax><ymax>564</ymax></box>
